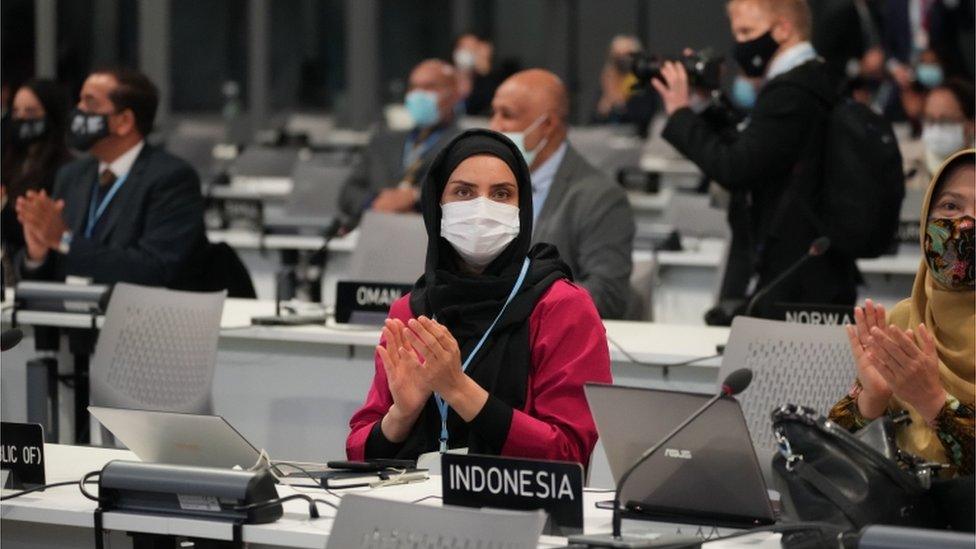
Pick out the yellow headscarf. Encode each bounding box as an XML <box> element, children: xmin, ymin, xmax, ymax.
<box><xmin>888</xmin><ymin>148</ymin><xmax>976</xmax><ymax>464</ymax></box>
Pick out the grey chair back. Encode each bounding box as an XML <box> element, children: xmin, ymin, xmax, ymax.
<box><xmin>264</xmin><ymin>161</ymin><xmax>352</xmax><ymax>232</ymax></box>
<box><xmin>348</xmin><ymin>211</ymin><xmax>427</xmax><ymax>284</ymax></box>
<box><xmin>229</xmin><ymin>146</ymin><xmax>298</xmax><ymax>178</ymax></box>
<box><xmin>718</xmin><ymin>317</ymin><xmax>854</xmax><ymax>476</ymax></box>
<box><xmin>90</xmin><ymin>283</ymin><xmax>226</xmax><ymax>414</ymax></box>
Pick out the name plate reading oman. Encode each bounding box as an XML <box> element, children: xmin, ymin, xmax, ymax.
<box><xmin>1</xmin><ymin>422</ymin><xmax>45</xmax><ymax>488</ymax></box>
<box><xmin>335</xmin><ymin>281</ymin><xmax>413</xmax><ymax>325</ymax></box>
<box><xmin>441</xmin><ymin>453</ymin><xmax>584</xmax><ymax>535</ymax></box>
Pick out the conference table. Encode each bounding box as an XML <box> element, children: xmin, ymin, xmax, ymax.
<box><xmin>207</xmin><ymin>228</ymin><xmax>921</xmax><ymax>325</ymax></box>
<box><xmin>1</xmin><ymin>295</ymin><xmax>730</xmax><ymax>489</ymax></box>
<box><xmin>0</xmin><ymin>443</ymin><xmax>784</xmax><ymax>548</ymax></box>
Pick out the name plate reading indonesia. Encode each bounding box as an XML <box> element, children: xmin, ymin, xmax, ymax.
<box><xmin>441</xmin><ymin>453</ymin><xmax>583</xmax><ymax>536</ymax></box>
<box><xmin>1</xmin><ymin>422</ymin><xmax>45</xmax><ymax>489</ymax></box>
<box><xmin>335</xmin><ymin>281</ymin><xmax>413</xmax><ymax>325</ymax></box>
<box><xmin>772</xmin><ymin>302</ymin><xmax>854</xmax><ymax>326</ymax></box>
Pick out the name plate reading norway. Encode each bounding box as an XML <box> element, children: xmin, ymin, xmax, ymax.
<box><xmin>334</xmin><ymin>281</ymin><xmax>413</xmax><ymax>325</ymax></box>
<box><xmin>441</xmin><ymin>453</ymin><xmax>583</xmax><ymax>535</ymax></box>
<box><xmin>1</xmin><ymin>422</ymin><xmax>45</xmax><ymax>488</ymax></box>
<box><xmin>772</xmin><ymin>302</ymin><xmax>855</xmax><ymax>326</ymax></box>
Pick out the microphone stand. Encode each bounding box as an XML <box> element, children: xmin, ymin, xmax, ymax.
<box><xmin>570</xmin><ymin>391</ymin><xmax>732</xmax><ymax>548</ymax></box>
<box><xmin>744</xmin><ymin>237</ymin><xmax>830</xmax><ymax>318</ymax></box>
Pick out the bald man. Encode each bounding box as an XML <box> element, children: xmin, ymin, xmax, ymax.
<box><xmin>654</xmin><ymin>0</ymin><xmax>859</xmax><ymax>316</ymax></box>
<box><xmin>340</xmin><ymin>59</ymin><xmax>461</xmax><ymax>220</ymax></box>
<box><xmin>490</xmin><ymin>69</ymin><xmax>635</xmax><ymax>319</ymax></box>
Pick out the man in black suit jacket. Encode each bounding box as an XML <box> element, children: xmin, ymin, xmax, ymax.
<box><xmin>15</xmin><ymin>68</ymin><xmax>205</xmax><ymax>287</ymax></box>
<box><xmin>652</xmin><ymin>0</ymin><xmax>858</xmax><ymax>315</ymax></box>
<box><xmin>339</xmin><ymin>59</ymin><xmax>461</xmax><ymax>221</ymax></box>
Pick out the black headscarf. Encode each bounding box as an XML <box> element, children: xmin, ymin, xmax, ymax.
<box><xmin>395</xmin><ymin>129</ymin><xmax>572</xmax><ymax>458</ymax></box>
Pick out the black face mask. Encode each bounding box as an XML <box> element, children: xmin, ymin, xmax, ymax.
<box><xmin>10</xmin><ymin>117</ymin><xmax>48</xmax><ymax>146</ymax></box>
<box><xmin>732</xmin><ymin>30</ymin><xmax>779</xmax><ymax>77</ymax></box>
<box><xmin>612</xmin><ymin>56</ymin><xmax>632</xmax><ymax>74</ymax></box>
<box><xmin>67</xmin><ymin>108</ymin><xmax>111</xmax><ymax>151</ymax></box>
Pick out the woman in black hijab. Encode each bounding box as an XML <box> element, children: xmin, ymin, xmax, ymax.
<box><xmin>1</xmin><ymin>79</ymin><xmax>72</xmax><ymax>279</ymax></box>
<box><xmin>347</xmin><ymin>129</ymin><xmax>612</xmax><ymax>466</ymax></box>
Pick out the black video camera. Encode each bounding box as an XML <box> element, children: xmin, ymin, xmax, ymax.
<box><xmin>631</xmin><ymin>50</ymin><xmax>724</xmax><ymax>91</ymax></box>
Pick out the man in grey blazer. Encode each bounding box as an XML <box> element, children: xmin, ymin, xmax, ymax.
<box><xmin>339</xmin><ymin>59</ymin><xmax>462</xmax><ymax>221</ymax></box>
<box><xmin>490</xmin><ymin>69</ymin><xmax>635</xmax><ymax>319</ymax></box>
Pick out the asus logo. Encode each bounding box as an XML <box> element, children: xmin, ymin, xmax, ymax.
<box><xmin>664</xmin><ymin>448</ymin><xmax>692</xmax><ymax>460</ymax></box>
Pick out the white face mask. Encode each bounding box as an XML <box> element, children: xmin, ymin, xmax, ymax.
<box><xmin>922</xmin><ymin>122</ymin><xmax>967</xmax><ymax>161</ymax></box>
<box><xmin>440</xmin><ymin>197</ymin><xmax>520</xmax><ymax>269</ymax></box>
<box><xmin>453</xmin><ymin>49</ymin><xmax>476</xmax><ymax>71</ymax></box>
<box><xmin>502</xmin><ymin>115</ymin><xmax>549</xmax><ymax>168</ymax></box>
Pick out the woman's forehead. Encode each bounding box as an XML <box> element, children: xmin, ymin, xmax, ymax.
<box><xmin>448</xmin><ymin>154</ymin><xmax>517</xmax><ymax>181</ymax></box>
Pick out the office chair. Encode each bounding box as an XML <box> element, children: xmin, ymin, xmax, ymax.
<box><xmin>717</xmin><ymin>316</ymin><xmax>854</xmax><ymax>479</ymax></box>
<box><xmin>89</xmin><ymin>283</ymin><xmax>226</xmax><ymax>442</ymax></box>
<box><xmin>348</xmin><ymin>211</ymin><xmax>428</xmax><ymax>285</ymax></box>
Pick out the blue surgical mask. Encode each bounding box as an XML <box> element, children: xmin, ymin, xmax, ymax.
<box><xmin>502</xmin><ymin>115</ymin><xmax>549</xmax><ymax>168</ymax></box>
<box><xmin>915</xmin><ymin>63</ymin><xmax>944</xmax><ymax>88</ymax></box>
<box><xmin>731</xmin><ymin>76</ymin><xmax>757</xmax><ymax>110</ymax></box>
<box><xmin>405</xmin><ymin>90</ymin><xmax>441</xmax><ymax>128</ymax></box>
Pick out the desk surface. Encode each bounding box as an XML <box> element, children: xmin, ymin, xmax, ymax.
<box><xmin>0</xmin><ymin>443</ymin><xmax>781</xmax><ymax>548</ymax></box>
<box><xmin>3</xmin><ymin>295</ymin><xmax>730</xmax><ymax>367</ymax></box>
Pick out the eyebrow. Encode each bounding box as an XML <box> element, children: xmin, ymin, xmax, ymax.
<box><xmin>447</xmin><ymin>180</ymin><xmax>516</xmax><ymax>188</ymax></box>
<box><xmin>935</xmin><ymin>191</ymin><xmax>967</xmax><ymax>202</ymax></box>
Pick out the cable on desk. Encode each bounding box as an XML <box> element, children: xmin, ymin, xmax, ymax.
<box><xmin>270</xmin><ymin>461</ymin><xmax>343</xmax><ymax>507</ymax></box>
<box><xmin>80</xmin><ymin>471</ymin><xmax>101</xmax><ymax>501</ymax></box>
<box><xmin>1</xmin><ymin>479</ymin><xmax>89</xmax><ymax>501</ymax></box>
<box><xmin>0</xmin><ymin>469</ymin><xmax>101</xmax><ymax>502</ymax></box>
<box><xmin>410</xmin><ymin>495</ymin><xmax>442</xmax><ymax>504</ymax></box>
<box><xmin>233</xmin><ymin>493</ymin><xmax>332</xmax><ymax>519</ymax></box>
<box><xmin>606</xmin><ymin>335</ymin><xmax>722</xmax><ymax>378</ymax></box>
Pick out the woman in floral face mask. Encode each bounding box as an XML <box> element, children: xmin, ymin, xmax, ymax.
<box><xmin>347</xmin><ymin>129</ymin><xmax>612</xmax><ymax>467</ymax></box>
<box><xmin>830</xmin><ymin>149</ymin><xmax>975</xmax><ymax>483</ymax></box>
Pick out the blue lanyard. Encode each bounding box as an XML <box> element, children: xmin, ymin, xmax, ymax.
<box><xmin>402</xmin><ymin>128</ymin><xmax>444</xmax><ymax>170</ymax></box>
<box><xmin>435</xmin><ymin>257</ymin><xmax>531</xmax><ymax>452</ymax></box>
<box><xmin>85</xmin><ymin>172</ymin><xmax>128</xmax><ymax>238</ymax></box>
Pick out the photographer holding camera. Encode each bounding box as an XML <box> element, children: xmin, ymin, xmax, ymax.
<box><xmin>652</xmin><ymin>0</ymin><xmax>859</xmax><ymax>316</ymax></box>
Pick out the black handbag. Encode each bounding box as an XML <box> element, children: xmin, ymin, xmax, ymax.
<box><xmin>770</xmin><ymin>404</ymin><xmax>941</xmax><ymax>530</ymax></box>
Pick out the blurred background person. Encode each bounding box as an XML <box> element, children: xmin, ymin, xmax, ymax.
<box><xmin>591</xmin><ymin>35</ymin><xmax>657</xmax><ymax>138</ymax></box>
<box><xmin>490</xmin><ymin>69</ymin><xmax>635</xmax><ymax>319</ymax></box>
<box><xmin>653</xmin><ymin>0</ymin><xmax>860</xmax><ymax>316</ymax></box>
<box><xmin>453</xmin><ymin>33</ymin><xmax>505</xmax><ymax>117</ymax></box>
<box><xmin>339</xmin><ymin>59</ymin><xmax>461</xmax><ymax>221</ymax></box>
<box><xmin>906</xmin><ymin>77</ymin><xmax>976</xmax><ymax>187</ymax></box>
<box><xmin>1</xmin><ymin>79</ymin><xmax>72</xmax><ymax>283</ymax></box>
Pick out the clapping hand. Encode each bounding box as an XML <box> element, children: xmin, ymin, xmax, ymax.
<box><xmin>846</xmin><ymin>299</ymin><xmax>946</xmax><ymax>422</ymax></box>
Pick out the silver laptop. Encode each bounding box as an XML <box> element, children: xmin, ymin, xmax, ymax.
<box><xmin>89</xmin><ymin>406</ymin><xmax>262</xmax><ymax>470</ymax></box>
<box><xmin>585</xmin><ymin>383</ymin><xmax>775</xmax><ymax>527</ymax></box>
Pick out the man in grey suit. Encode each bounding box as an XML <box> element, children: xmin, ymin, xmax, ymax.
<box><xmin>490</xmin><ymin>69</ymin><xmax>635</xmax><ymax>319</ymax></box>
<box><xmin>340</xmin><ymin>59</ymin><xmax>462</xmax><ymax>221</ymax></box>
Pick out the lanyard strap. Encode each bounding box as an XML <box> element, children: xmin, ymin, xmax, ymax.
<box><xmin>85</xmin><ymin>172</ymin><xmax>129</xmax><ymax>238</ymax></box>
<box><xmin>402</xmin><ymin>128</ymin><xmax>443</xmax><ymax>171</ymax></box>
<box><xmin>435</xmin><ymin>257</ymin><xmax>531</xmax><ymax>452</ymax></box>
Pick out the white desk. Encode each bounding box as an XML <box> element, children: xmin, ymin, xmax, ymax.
<box><xmin>0</xmin><ymin>443</ymin><xmax>781</xmax><ymax>548</ymax></box>
<box><xmin>635</xmin><ymin>239</ymin><xmax>921</xmax><ymax>325</ymax></box>
<box><xmin>2</xmin><ymin>297</ymin><xmax>729</xmax><ymax>488</ymax></box>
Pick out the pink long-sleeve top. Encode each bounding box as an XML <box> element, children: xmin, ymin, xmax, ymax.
<box><xmin>346</xmin><ymin>279</ymin><xmax>613</xmax><ymax>467</ymax></box>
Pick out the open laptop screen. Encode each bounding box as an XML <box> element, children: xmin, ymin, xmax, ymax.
<box><xmin>585</xmin><ymin>383</ymin><xmax>774</xmax><ymax>526</ymax></box>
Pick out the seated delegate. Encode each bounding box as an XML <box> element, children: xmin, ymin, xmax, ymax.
<box><xmin>347</xmin><ymin>129</ymin><xmax>612</xmax><ymax>466</ymax></box>
<box><xmin>830</xmin><ymin>149</ymin><xmax>974</xmax><ymax>477</ymax></box>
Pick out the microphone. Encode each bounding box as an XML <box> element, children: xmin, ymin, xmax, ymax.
<box><xmin>744</xmin><ymin>237</ymin><xmax>830</xmax><ymax>318</ymax></box>
<box><xmin>571</xmin><ymin>369</ymin><xmax>753</xmax><ymax>548</ymax></box>
<box><xmin>1</xmin><ymin>328</ymin><xmax>24</xmax><ymax>352</ymax></box>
